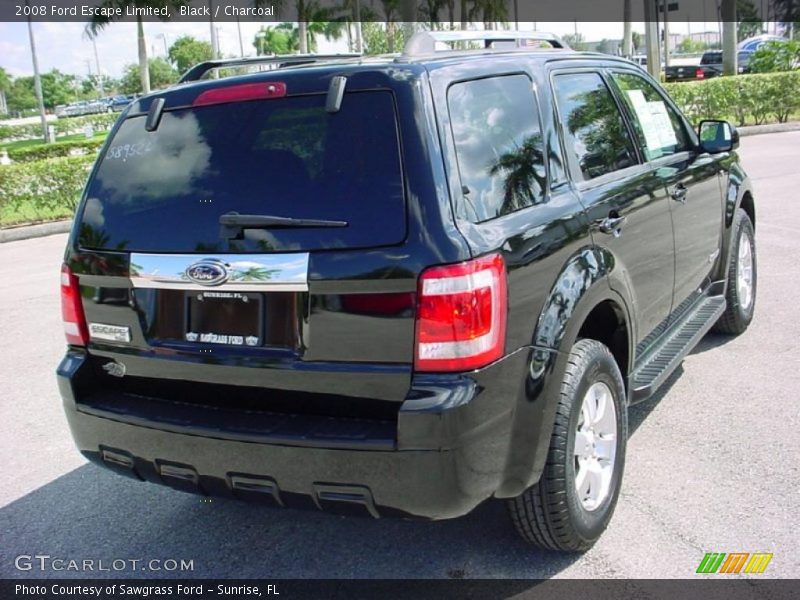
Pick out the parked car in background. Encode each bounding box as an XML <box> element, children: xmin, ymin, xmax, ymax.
<box><xmin>107</xmin><ymin>95</ymin><xmax>135</xmax><ymax>112</ymax></box>
<box><xmin>62</xmin><ymin>99</ymin><xmax>111</xmax><ymax>118</ymax></box>
<box><xmin>664</xmin><ymin>57</ymin><xmax>704</xmax><ymax>82</ymax></box>
<box><xmin>630</xmin><ymin>54</ymin><xmax>648</xmax><ymax>67</ymax></box>
<box><xmin>665</xmin><ymin>50</ymin><xmax>755</xmax><ymax>82</ymax></box>
<box><xmin>698</xmin><ymin>50</ymin><xmax>754</xmax><ymax>78</ymax></box>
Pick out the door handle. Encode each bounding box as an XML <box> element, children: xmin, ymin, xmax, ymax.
<box><xmin>595</xmin><ymin>214</ymin><xmax>627</xmax><ymax>237</ymax></box>
<box><xmin>669</xmin><ymin>183</ymin><xmax>688</xmax><ymax>203</ymax></box>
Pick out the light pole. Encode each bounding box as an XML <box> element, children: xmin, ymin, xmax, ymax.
<box><xmin>25</xmin><ymin>0</ymin><xmax>49</xmax><ymax>142</ymax></box>
<box><xmin>156</xmin><ymin>32</ymin><xmax>169</xmax><ymax>57</ymax></box>
<box><xmin>256</xmin><ymin>30</ymin><xmax>265</xmax><ymax>56</ymax></box>
<box><xmin>236</xmin><ymin>17</ymin><xmax>244</xmax><ymax>57</ymax></box>
<box><xmin>209</xmin><ymin>0</ymin><xmax>219</xmax><ymax>59</ymax></box>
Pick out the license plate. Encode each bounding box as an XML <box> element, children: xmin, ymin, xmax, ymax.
<box><xmin>185</xmin><ymin>291</ymin><xmax>262</xmax><ymax>347</ymax></box>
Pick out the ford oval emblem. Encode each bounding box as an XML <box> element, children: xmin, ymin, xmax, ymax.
<box><xmin>185</xmin><ymin>259</ymin><xmax>229</xmax><ymax>286</ymax></box>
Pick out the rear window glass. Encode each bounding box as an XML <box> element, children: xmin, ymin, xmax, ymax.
<box><xmin>78</xmin><ymin>91</ymin><xmax>405</xmax><ymax>253</ymax></box>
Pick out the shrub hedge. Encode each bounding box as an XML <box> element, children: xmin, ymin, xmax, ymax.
<box><xmin>0</xmin><ymin>113</ymin><xmax>118</xmax><ymax>144</ymax></box>
<box><xmin>664</xmin><ymin>71</ymin><xmax>800</xmax><ymax>126</ymax></box>
<box><xmin>0</xmin><ymin>155</ymin><xmax>95</xmax><ymax>224</ymax></box>
<box><xmin>5</xmin><ymin>137</ymin><xmax>105</xmax><ymax>163</ymax></box>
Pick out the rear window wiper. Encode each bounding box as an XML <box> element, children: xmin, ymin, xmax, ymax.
<box><xmin>220</xmin><ymin>212</ymin><xmax>348</xmax><ymax>239</ymax></box>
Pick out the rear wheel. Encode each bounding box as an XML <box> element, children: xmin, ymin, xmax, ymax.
<box><xmin>508</xmin><ymin>339</ymin><xmax>627</xmax><ymax>552</ymax></box>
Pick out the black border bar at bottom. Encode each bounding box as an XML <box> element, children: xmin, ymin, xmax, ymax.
<box><xmin>2</xmin><ymin>579</ymin><xmax>798</xmax><ymax>600</ymax></box>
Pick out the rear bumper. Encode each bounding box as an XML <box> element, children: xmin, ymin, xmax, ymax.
<box><xmin>58</xmin><ymin>349</ymin><xmax>529</xmax><ymax>520</ymax></box>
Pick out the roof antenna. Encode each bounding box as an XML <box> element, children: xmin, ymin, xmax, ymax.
<box><xmin>145</xmin><ymin>98</ymin><xmax>165</xmax><ymax>132</ymax></box>
<box><xmin>325</xmin><ymin>76</ymin><xmax>347</xmax><ymax>113</ymax></box>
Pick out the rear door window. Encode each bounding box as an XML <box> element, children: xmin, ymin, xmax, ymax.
<box><xmin>447</xmin><ymin>74</ymin><xmax>546</xmax><ymax>223</ymax></box>
<box><xmin>79</xmin><ymin>91</ymin><xmax>405</xmax><ymax>253</ymax></box>
<box><xmin>552</xmin><ymin>72</ymin><xmax>638</xmax><ymax>181</ymax></box>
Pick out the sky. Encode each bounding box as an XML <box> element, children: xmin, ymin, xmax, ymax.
<box><xmin>0</xmin><ymin>20</ymin><xmax>727</xmax><ymax>79</ymax></box>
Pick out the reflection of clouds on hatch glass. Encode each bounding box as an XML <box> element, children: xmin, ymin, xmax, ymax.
<box><xmin>97</xmin><ymin>113</ymin><xmax>212</xmax><ymax>201</ymax></box>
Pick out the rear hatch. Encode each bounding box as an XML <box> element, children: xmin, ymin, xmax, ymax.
<box><xmin>65</xmin><ymin>73</ymin><xmax>419</xmax><ymax>432</ymax></box>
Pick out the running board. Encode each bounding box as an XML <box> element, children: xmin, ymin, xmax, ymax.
<box><xmin>630</xmin><ymin>296</ymin><xmax>726</xmax><ymax>403</ymax></box>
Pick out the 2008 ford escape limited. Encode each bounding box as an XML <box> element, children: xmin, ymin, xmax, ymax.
<box><xmin>58</xmin><ymin>31</ymin><xmax>756</xmax><ymax>551</ymax></box>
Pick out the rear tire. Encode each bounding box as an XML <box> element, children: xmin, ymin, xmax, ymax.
<box><xmin>713</xmin><ymin>209</ymin><xmax>756</xmax><ymax>335</ymax></box>
<box><xmin>508</xmin><ymin>339</ymin><xmax>627</xmax><ymax>552</ymax></box>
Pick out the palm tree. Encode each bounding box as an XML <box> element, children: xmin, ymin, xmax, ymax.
<box><xmin>0</xmin><ymin>67</ymin><xmax>10</xmax><ymax>115</ymax></box>
<box><xmin>419</xmin><ymin>0</ymin><xmax>446</xmax><ymax>30</ymax></box>
<box><xmin>622</xmin><ymin>0</ymin><xmax>633</xmax><ymax>57</ymax></box>
<box><xmin>86</xmin><ymin>0</ymin><xmax>184</xmax><ymax>94</ymax></box>
<box><xmin>377</xmin><ymin>0</ymin><xmax>400</xmax><ymax>52</ymax></box>
<box><xmin>488</xmin><ymin>134</ymin><xmax>547</xmax><ymax>215</ymax></box>
<box><xmin>231</xmin><ymin>266</ymin><xmax>279</xmax><ymax>281</ymax></box>
<box><xmin>468</xmin><ymin>0</ymin><xmax>508</xmax><ymax>29</ymax></box>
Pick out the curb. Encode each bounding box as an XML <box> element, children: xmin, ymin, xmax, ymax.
<box><xmin>738</xmin><ymin>122</ymin><xmax>800</xmax><ymax>137</ymax></box>
<box><xmin>0</xmin><ymin>219</ymin><xmax>72</xmax><ymax>243</ymax></box>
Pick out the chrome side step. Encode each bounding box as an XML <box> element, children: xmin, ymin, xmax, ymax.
<box><xmin>630</xmin><ymin>296</ymin><xmax>726</xmax><ymax>403</ymax></box>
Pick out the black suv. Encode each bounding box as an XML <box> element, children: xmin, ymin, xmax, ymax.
<box><xmin>58</xmin><ymin>31</ymin><xmax>756</xmax><ymax>551</ymax></box>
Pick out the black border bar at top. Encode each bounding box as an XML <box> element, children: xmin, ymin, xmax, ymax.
<box><xmin>1</xmin><ymin>0</ymin><xmax>796</xmax><ymax>24</ymax></box>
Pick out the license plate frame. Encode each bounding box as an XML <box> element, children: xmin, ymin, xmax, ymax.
<box><xmin>184</xmin><ymin>291</ymin><xmax>263</xmax><ymax>347</ymax></box>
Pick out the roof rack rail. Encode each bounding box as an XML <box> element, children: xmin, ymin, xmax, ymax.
<box><xmin>179</xmin><ymin>54</ymin><xmax>362</xmax><ymax>83</ymax></box>
<box><xmin>401</xmin><ymin>30</ymin><xmax>570</xmax><ymax>58</ymax></box>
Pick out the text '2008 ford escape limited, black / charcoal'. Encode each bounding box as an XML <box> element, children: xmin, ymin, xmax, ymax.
<box><xmin>57</xmin><ymin>31</ymin><xmax>756</xmax><ymax>552</ymax></box>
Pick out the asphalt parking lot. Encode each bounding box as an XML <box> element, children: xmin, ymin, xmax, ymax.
<box><xmin>0</xmin><ymin>132</ymin><xmax>798</xmax><ymax>580</ymax></box>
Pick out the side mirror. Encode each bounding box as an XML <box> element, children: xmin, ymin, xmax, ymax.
<box><xmin>698</xmin><ymin>120</ymin><xmax>739</xmax><ymax>153</ymax></box>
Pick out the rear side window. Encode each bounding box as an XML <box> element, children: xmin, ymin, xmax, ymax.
<box><xmin>553</xmin><ymin>72</ymin><xmax>637</xmax><ymax>181</ymax></box>
<box><xmin>447</xmin><ymin>74</ymin><xmax>546</xmax><ymax>223</ymax></box>
<box><xmin>79</xmin><ymin>91</ymin><xmax>405</xmax><ymax>253</ymax></box>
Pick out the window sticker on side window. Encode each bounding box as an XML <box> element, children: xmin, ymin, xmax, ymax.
<box><xmin>626</xmin><ymin>90</ymin><xmax>677</xmax><ymax>156</ymax></box>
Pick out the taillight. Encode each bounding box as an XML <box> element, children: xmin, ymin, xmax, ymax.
<box><xmin>696</xmin><ymin>68</ymin><xmax>705</xmax><ymax>79</ymax></box>
<box><xmin>415</xmin><ymin>253</ymin><xmax>507</xmax><ymax>372</ymax></box>
<box><xmin>193</xmin><ymin>81</ymin><xmax>287</xmax><ymax>107</ymax></box>
<box><xmin>61</xmin><ymin>264</ymin><xmax>88</xmax><ymax>346</ymax></box>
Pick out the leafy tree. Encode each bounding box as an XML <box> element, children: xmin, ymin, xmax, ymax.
<box><xmin>6</xmin><ymin>78</ymin><xmax>37</xmax><ymax>113</ymax></box>
<box><xmin>81</xmin><ymin>74</ymin><xmax>116</xmax><ymax>96</ymax></box>
<box><xmin>375</xmin><ymin>0</ymin><xmax>401</xmax><ymax>52</ymax></box>
<box><xmin>4</xmin><ymin>70</ymin><xmax>77</xmax><ymax>109</ymax></box>
<box><xmin>737</xmin><ymin>0</ymin><xmax>763</xmax><ymax>41</ymax></box>
<box><xmin>631</xmin><ymin>31</ymin><xmax>642</xmax><ymax>53</ymax></box>
<box><xmin>253</xmin><ymin>20</ymin><xmax>344</xmax><ymax>55</ymax></box>
<box><xmin>0</xmin><ymin>67</ymin><xmax>10</xmax><ymax>115</ymax></box>
<box><xmin>0</xmin><ymin>67</ymin><xmax>10</xmax><ymax>94</ymax></box>
<box><xmin>563</xmin><ymin>33</ymin><xmax>588</xmax><ymax>51</ymax></box>
<box><xmin>677</xmin><ymin>38</ymin><xmax>707</xmax><ymax>54</ymax></box>
<box><xmin>39</xmin><ymin>70</ymin><xmax>78</xmax><ymax>107</ymax></box>
<box><xmin>749</xmin><ymin>39</ymin><xmax>800</xmax><ymax>73</ymax></box>
<box><xmin>253</xmin><ymin>24</ymin><xmax>299</xmax><ymax>55</ymax></box>
<box><xmin>597</xmin><ymin>39</ymin><xmax>618</xmax><ymax>55</ymax></box>
<box><xmin>362</xmin><ymin>22</ymin><xmax>405</xmax><ymax>55</ymax></box>
<box><xmin>120</xmin><ymin>58</ymin><xmax>177</xmax><ymax>94</ymax></box>
<box><xmin>168</xmin><ymin>35</ymin><xmax>213</xmax><ymax>75</ymax></box>
<box><xmin>86</xmin><ymin>1</ymin><xmax>185</xmax><ymax>94</ymax></box>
